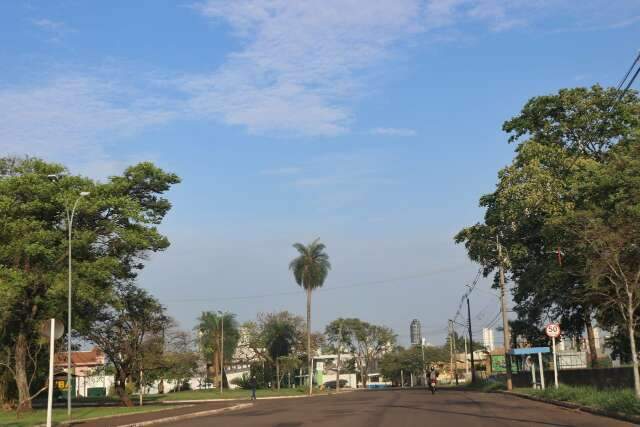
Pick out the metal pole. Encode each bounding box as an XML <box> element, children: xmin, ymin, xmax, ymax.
<box><xmin>220</xmin><ymin>313</ymin><xmax>224</xmax><ymax>395</ymax></box>
<box><xmin>401</xmin><ymin>370</ymin><xmax>404</xmax><ymax>388</ymax></box>
<box><xmin>552</xmin><ymin>337</ymin><xmax>559</xmax><ymax>388</ymax></box>
<box><xmin>66</xmin><ymin>194</ymin><xmax>87</xmax><ymax>418</ymax></box>
<box><xmin>497</xmin><ymin>236</ymin><xmax>513</xmax><ymax>390</ymax></box>
<box><xmin>47</xmin><ymin>319</ymin><xmax>55</xmax><ymax>427</ymax></box>
<box><xmin>421</xmin><ymin>338</ymin><xmax>426</xmax><ymax>387</ymax></box>
<box><xmin>336</xmin><ymin>322</ymin><xmax>342</xmax><ymax>394</ymax></box>
<box><xmin>139</xmin><ymin>369</ymin><xmax>143</xmax><ymax>406</ymax></box>
<box><xmin>538</xmin><ymin>352</ymin><xmax>545</xmax><ymax>390</ymax></box>
<box><xmin>449</xmin><ymin>320</ymin><xmax>454</xmax><ymax>384</ymax></box>
<box><xmin>467</xmin><ymin>296</ymin><xmax>476</xmax><ymax>383</ymax></box>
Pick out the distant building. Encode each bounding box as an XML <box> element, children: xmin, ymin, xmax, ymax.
<box><xmin>482</xmin><ymin>328</ymin><xmax>495</xmax><ymax>351</ymax></box>
<box><xmin>410</xmin><ymin>319</ymin><xmax>422</xmax><ymax>346</ymax></box>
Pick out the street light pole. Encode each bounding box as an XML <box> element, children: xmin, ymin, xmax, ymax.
<box><xmin>66</xmin><ymin>192</ymin><xmax>89</xmax><ymax>417</ymax></box>
<box><xmin>218</xmin><ymin>310</ymin><xmax>224</xmax><ymax>396</ymax></box>
<box><xmin>421</xmin><ymin>338</ymin><xmax>426</xmax><ymax>387</ymax></box>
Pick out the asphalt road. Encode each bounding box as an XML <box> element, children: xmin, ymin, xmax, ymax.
<box><xmin>162</xmin><ymin>389</ymin><xmax>635</xmax><ymax>427</ymax></box>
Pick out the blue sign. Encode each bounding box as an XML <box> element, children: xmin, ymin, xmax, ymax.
<box><xmin>510</xmin><ymin>347</ymin><xmax>550</xmax><ymax>355</ymax></box>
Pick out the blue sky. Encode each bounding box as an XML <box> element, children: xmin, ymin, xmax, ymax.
<box><xmin>2</xmin><ymin>0</ymin><xmax>639</xmax><ymax>345</ymax></box>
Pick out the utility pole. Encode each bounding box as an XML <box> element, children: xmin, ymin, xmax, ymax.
<box><xmin>421</xmin><ymin>338</ymin><xmax>426</xmax><ymax>387</ymax></box>
<box><xmin>448</xmin><ymin>320</ymin><xmax>454</xmax><ymax>384</ymax></box>
<box><xmin>336</xmin><ymin>322</ymin><xmax>342</xmax><ymax>394</ymax></box>
<box><xmin>464</xmin><ymin>335</ymin><xmax>469</xmax><ymax>375</ymax></box>
<box><xmin>218</xmin><ymin>310</ymin><xmax>224</xmax><ymax>396</ymax></box>
<box><xmin>467</xmin><ymin>296</ymin><xmax>476</xmax><ymax>383</ymax></box>
<box><xmin>497</xmin><ymin>236</ymin><xmax>513</xmax><ymax>391</ymax></box>
<box><xmin>221</xmin><ymin>315</ymin><xmax>224</xmax><ymax>395</ymax></box>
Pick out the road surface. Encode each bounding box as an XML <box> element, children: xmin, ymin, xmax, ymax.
<box><xmin>160</xmin><ymin>389</ymin><xmax>635</xmax><ymax>427</ymax></box>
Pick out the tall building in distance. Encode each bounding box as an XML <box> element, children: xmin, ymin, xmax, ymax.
<box><xmin>482</xmin><ymin>328</ymin><xmax>495</xmax><ymax>351</ymax></box>
<box><xmin>410</xmin><ymin>319</ymin><xmax>422</xmax><ymax>346</ymax></box>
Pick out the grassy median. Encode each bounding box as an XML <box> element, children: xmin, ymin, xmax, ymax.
<box><xmin>516</xmin><ymin>385</ymin><xmax>640</xmax><ymax>416</ymax></box>
<box><xmin>0</xmin><ymin>405</ymin><xmax>178</xmax><ymax>427</ymax></box>
<box><xmin>154</xmin><ymin>387</ymin><xmax>327</xmax><ymax>401</ymax></box>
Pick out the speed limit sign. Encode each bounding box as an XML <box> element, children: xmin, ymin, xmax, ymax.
<box><xmin>545</xmin><ymin>323</ymin><xmax>561</xmax><ymax>338</ymax></box>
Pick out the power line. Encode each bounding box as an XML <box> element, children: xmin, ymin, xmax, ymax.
<box><xmin>164</xmin><ymin>264</ymin><xmax>468</xmax><ymax>303</ymax></box>
<box><xmin>616</xmin><ymin>51</ymin><xmax>640</xmax><ymax>91</ymax></box>
<box><xmin>612</xmin><ymin>50</ymin><xmax>640</xmax><ymax>107</ymax></box>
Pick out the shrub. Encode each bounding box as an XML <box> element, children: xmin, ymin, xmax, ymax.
<box><xmin>527</xmin><ymin>385</ymin><xmax>640</xmax><ymax>416</ymax></box>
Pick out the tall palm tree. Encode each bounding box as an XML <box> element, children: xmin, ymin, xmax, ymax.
<box><xmin>289</xmin><ymin>238</ymin><xmax>331</xmax><ymax>395</ymax></box>
<box><xmin>196</xmin><ymin>312</ymin><xmax>240</xmax><ymax>389</ymax></box>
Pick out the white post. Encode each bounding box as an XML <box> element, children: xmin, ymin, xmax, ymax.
<box><xmin>410</xmin><ymin>372</ymin><xmax>414</xmax><ymax>388</ymax></box>
<box><xmin>538</xmin><ymin>352</ymin><xmax>545</xmax><ymax>390</ymax></box>
<box><xmin>531</xmin><ymin>359</ymin><xmax>536</xmax><ymax>388</ymax></box>
<box><xmin>400</xmin><ymin>370</ymin><xmax>404</xmax><ymax>388</ymax></box>
<box><xmin>552</xmin><ymin>337</ymin><xmax>559</xmax><ymax>389</ymax></box>
<box><xmin>46</xmin><ymin>319</ymin><xmax>55</xmax><ymax>427</ymax></box>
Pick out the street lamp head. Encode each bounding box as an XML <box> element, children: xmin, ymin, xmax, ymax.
<box><xmin>80</xmin><ymin>192</ymin><xmax>90</xmax><ymax>197</ymax></box>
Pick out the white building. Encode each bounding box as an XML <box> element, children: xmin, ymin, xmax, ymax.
<box><xmin>482</xmin><ymin>328</ymin><xmax>495</xmax><ymax>352</ymax></box>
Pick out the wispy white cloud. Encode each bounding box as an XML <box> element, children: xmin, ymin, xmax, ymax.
<box><xmin>184</xmin><ymin>0</ymin><xmax>427</xmax><ymax>136</ymax></box>
<box><xmin>31</xmin><ymin>18</ymin><xmax>74</xmax><ymax>42</ymax></box>
<box><xmin>370</xmin><ymin>127</ymin><xmax>417</xmax><ymax>137</ymax></box>
<box><xmin>0</xmin><ymin>76</ymin><xmax>176</xmax><ymax>164</ymax></box>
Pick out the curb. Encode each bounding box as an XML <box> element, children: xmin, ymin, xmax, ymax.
<box><xmin>497</xmin><ymin>390</ymin><xmax>640</xmax><ymax>425</ymax></box>
<box><xmin>158</xmin><ymin>391</ymin><xmax>347</xmax><ymax>404</ymax></box>
<box><xmin>116</xmin><ymin>402</ymin><xmax>253</xmax><ymax>427</ymax></box>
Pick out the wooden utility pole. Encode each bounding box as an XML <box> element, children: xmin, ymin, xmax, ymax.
<box><xmin>467</xmin><ymin>296</ymin><xmax>476</xmax><ymax>383</ymax></box>
<box><xmin>497</xmin><ymin>236</ymin><xmax>513</xmax><ymax>391</ymax></box>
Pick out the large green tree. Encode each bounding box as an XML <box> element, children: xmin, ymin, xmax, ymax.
<box><xmin>84</xmin><ymin>283</ymin><xmax>170</xmax><ymax>406</ymax></box>
<box><xmin>455</xmin><ymin>86</ymin><xmax>640</xmax><ymax>365</ymax></box>
<box><xmin>0</xmin><ymin>158</ymin><xmax>180</xmax><ymax>410</ymax></box>
<box><xmin>289</xmin><ymin>238</ymin><xmax>331</xmax><ymax>395</ymax></box>
<box><xmin>326</xmin><ymin>318</ymin><xmax>395</xmax><ymax>388</ymax></box>
<box><xmin>561</xmin><ymin>136</ymin><xmax>640</xmax><ymax>396</ymax></box>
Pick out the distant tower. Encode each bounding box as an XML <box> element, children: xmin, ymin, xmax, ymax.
<box><xmin>482</xmin><ymin>328</ymin><xmax>495</xmax><ymax>351</ymax></box>
<box><xmin>410</xmin><ymin>319</ymin><xmax>422</xmax><ymax>346</ymax></box>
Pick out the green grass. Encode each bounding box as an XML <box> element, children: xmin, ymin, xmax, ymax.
<box><xmin>463</xmin><ymin>378</ymin><xmax>507</xmax><ymax>392</ymax></box>
<box><xmin>0</xmin><ymin>405</ymin><xmax>176</xmax><ymax>427</ymax></box>
<box><xmin>155</xmin><ymin>387</ymin><xmax>325</xmax><ymax>401</ymax></box>
<box><xmin>516</xmin><ymin>385</ymin><xmax>640</xmax><ymax>416</ymax></box>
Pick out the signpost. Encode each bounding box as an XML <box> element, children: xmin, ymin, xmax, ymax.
<box><xmin>40</xmin><ymin>319</ymin><xmax>64</xmax><ymax>427</ymax></box>
<box><xmin>545</xmin><ymin>323</ymin><xmax>561</xmax><ymax>389</ymax></box>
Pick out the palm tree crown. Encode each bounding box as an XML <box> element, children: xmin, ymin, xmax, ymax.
<box><xmin>289</xmin><ymin>238</ymin><xmax>331</xmax><ymax>291</ymax></box>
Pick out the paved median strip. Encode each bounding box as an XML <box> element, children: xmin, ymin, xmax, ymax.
<box><xmin>115</xmin><ymin>403</ymin><xmax>253</xmax><ymax>427</ymax></box>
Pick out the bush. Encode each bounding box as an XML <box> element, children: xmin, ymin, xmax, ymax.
<box><xmin>527</xmin><ymin>385</ymin><xmax>640</xmax><ymax>416</ymax></box>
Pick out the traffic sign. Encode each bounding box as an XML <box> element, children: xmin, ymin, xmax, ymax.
<box><xmin>545</xmin><ymin>323</ymin><xmax>561</xmax><ymax>338</ymax></box>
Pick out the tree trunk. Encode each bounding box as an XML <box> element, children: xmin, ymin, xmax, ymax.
<box><xmin>628</xmin><ymin>305</ymin><xmax>640</xmax><ymax>399</ymax></box>
<box><xmin>585</xmin><ymin>320</ymin><xmax>598</xmax><ymax>367</ymax></box>
<box><xmin>14</xmin><ymin>333</ymin><xmax>31</xmax><ymax>411</ymax></box>
<box><xmin>307</xmin><ymin>287</ymin><xmax>312</xmax><ymax>396</ymax></box>
<box><xmin>276</xmin><ymin>359</ymin><xmax>280</xmax><ymax>390</ymax></box>
<box><xmin>158</xmin><ymin>379</ymin><xmax>164</xmax><ymax>394</ymax></box>
<box><xmin>115</xmin><ymin>370</ymin><xmax>133</xmax><ymax>407</ymax></box>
